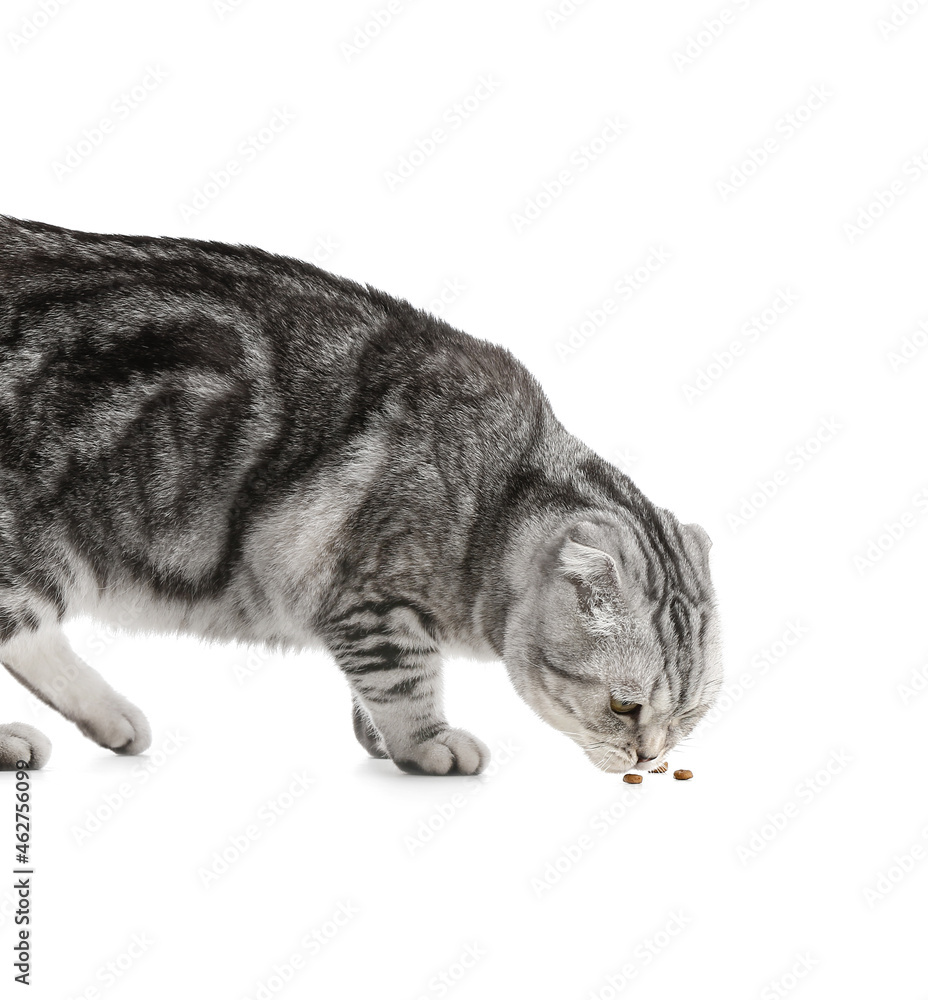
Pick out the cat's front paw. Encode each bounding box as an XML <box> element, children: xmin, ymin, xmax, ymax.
<box><xmin>0</xmin><ymin>722</ymin><xmax>52</xmax><ymax>769</ymax></box>
<box><xmin>393</xmin><ymin>728</ymin><xmax>489</xmax><ymax>776</ymax></box>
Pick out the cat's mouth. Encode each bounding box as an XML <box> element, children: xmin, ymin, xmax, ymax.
<box><xmin>554</xmin><ymin>726</ymin><xmax>637</xmax><ymax>772</ymax></box>
<box><xmin>574</xmin><ymin>740</ymin><xmax>636</xmax><ymax>774</ymax></box>
<box><xmin>554</xmin><ymin>719</ymin><xmax>663</xmax><ymax>774</ymax></box>
<box><xmin>574</xmin><ymin>737</ymin><xmax>669</xmax><ymax>774</ymax></box>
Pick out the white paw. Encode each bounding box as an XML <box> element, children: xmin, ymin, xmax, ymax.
<box><xmin>78</xmin><ymin>697</ymin><xmax>152</xmax><ymax>755</ymax></box>
<box><xmin>0</xmin><ymin>722</ymin><xmax>52</xmax><ymax>769</ymax></box>
<box><xmin>394</xmin><ymin>728</ymin><xmax>489</xmax><ymax>776</ymax></box>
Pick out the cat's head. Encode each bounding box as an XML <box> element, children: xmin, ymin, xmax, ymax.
<box><xmin>504</xmin><ymin>516</ymin><xmax>721</xmax><ymax>773</ymax></box>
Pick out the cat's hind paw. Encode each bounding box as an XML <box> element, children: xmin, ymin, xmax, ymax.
<box><xmin>76</xmin><ymin>696</ymin><xmax>152</xmax><ymax>756</ymax></box>
<box><xmin>394</xmin><ymin>728</ymin><xmax>489</xmax><ymax>776</ymax></box>
<box><xmin>0</xmin><ymin>722</ymin><xmax>52</xmax><ymax>769</ymax></box>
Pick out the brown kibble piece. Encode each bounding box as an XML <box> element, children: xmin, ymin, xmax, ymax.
<box><xmin>623</xmin><ymin>773</ymin><xmax>643</xmax><ymax>784</ymax></box>
<box><xmin>673</xmin><ymin>769</ymin><xmax>693</xmax><ymax>780</ymax></box>
<box><xmin>649</xmin><ymin>762</ymin><xmax>668</xmax><ymax>773</ymax></box>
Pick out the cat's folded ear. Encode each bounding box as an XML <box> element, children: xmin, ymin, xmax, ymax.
<box><xmin>558</xmin><ymin>536</ymin><xmax>625</xmax><ymax>637</ymax></box>
<box><xmin>685</xmin><ymin>523</ymin><xmax>713</xmax><ymax>554</ymax></box>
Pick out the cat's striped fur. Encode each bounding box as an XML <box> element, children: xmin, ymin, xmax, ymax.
<box><xmin>0</xmin><ymin>216</ymin><xmax>721</xmax><ymax>774</ymax></box>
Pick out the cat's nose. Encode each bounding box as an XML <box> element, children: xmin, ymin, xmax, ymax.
<box><xmin>637</xmin><ymin>754</ymin><xmax>657</xmax><ymax>763</ymax></box>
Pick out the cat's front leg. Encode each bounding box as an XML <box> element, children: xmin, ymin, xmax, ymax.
<box><xmin>350</xmin><ymin>695</ymin><xmax>389</xmax><ymax>759</ymax></box>
<box><xmin>327</xmin><ymin>603</ymin><xmax>489</xmax><ymax>776</ymax></box>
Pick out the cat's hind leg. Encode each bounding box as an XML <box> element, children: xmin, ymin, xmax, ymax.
<box><xmin>0</xmin><ymin>722</ymin><xmax>51</xmax><ymax>769</ymax></box>
<box><xmin>1</xmin><ymin>625</ymin><xmax>150</xmax><ymax>756</ymax></box>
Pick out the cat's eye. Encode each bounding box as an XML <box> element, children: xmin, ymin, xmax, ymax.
<box><xmin>610</xmin><ymin>698</ymin><xmax>639</xmax><ymax>714</ymax></box>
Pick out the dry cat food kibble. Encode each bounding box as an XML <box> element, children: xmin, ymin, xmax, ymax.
<box><xmin>649</xmin><ymin>762</ymin><xmax>668</xmax><ymax>774</ymax></box>
<box><xmin>623</xmin><ymin>773</ymin><xmax>643</xmax><ymax>784</ymax></box>
<box><xmin>673</xmin><ymin>769</ymin><xmax>693</xmax><ymax>780</ymax></box>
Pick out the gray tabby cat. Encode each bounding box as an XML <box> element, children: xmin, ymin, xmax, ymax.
<box><xmin>0</xmin><ymin>216</ymin><xmax>721</xmax><ymax>775</ymax></box>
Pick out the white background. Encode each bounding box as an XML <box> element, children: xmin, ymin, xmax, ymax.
<box><xmin>2</xmin><ymin>0</ymin><xmax>928</xmax><ymax>997</ymax></box>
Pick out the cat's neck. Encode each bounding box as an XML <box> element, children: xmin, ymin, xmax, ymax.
<box><xmin>468</xmin><ymin>440</ymin><xmax>649</xmax><ymax>658</ymax></box>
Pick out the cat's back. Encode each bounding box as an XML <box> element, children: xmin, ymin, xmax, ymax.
<box><xmin>0</xmin><ymin>216</ymin><xmax>543</xmax><ymax>441</ymax></box>
<box><xmin>0</xmin><ymin>218</ymin><xmax>548</xmax><ymax>623</ymax></box>
<box><xmin>0</xmin><ymin>215</ymin><xmax>385</xmax><ymax>356</ymax></box>
<box><xmin>0</xmin><ymin>219</ymin><xmax>409</xmax><ymax>603</ymax></box>
<box><xmin>0</xmin><ymin>217</ymin><xmax>422</xmax><ymax>466</ymax></box>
